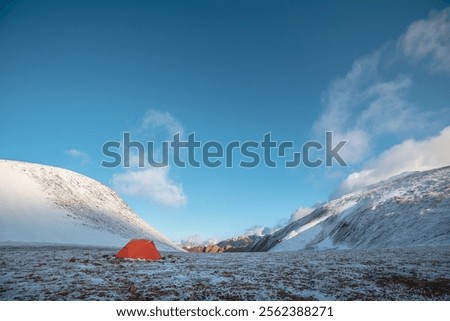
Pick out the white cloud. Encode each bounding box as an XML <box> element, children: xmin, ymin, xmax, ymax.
<box><xmin>314</xmin><ymin>8</ymin><xmax>450</xmax><ymax>166</ymax></box>
<box><xmin>65</xmin><ymin>149</ymin><xmax>90</xmax><ymax>165</ymax></box>
<box><xmin>123</xmin><ymin>109</ymin><xmax>183</xmax><ymax>168</ymax></box>
<box><xmin>111</xmin><ymin>109</ymin><xmax>188</xmax><ymax>207</ymax></box>
<box><xmin>244</xmin><ymin>217</ymin><xmax>294</xmax><ymax>236</ymax></box>
<box><xmin>316</xmin><ymin>52</ymin><xmax>380</xmax><ymax>134</ymax></box>
<box><xmin>330</xmin><ymin>130</ymin><xmax>372</xmax><ymax>165</ymax></box>
<box><xmin>141</xmin><ymin>109</ymin><xmax>184</xmax><ymax>137</ymax></box>
<box><xmin>289</xmin><ymin>207</ymin><xmax>315</xmax><ymax>222</ymax></box>
<box><xmin>334</xmin><ymin>126</ymin><xmax>450</xmax><ymax>197</ymax></box>
<box><xmin>112</xmin><ymin>166</ymin><xmax>187</xmax><ymax>207</ymax></box>
<box><xmin>400</xmin><ymin>8</ymin><xmax>450</xmax><ymax>73</ymax></box>
<box><xmin>314</xmin><ymin>53</ymin><xmax>421</xmax><ymax>164</ymax></box>
<box><xmin>244</xmin><ymin>226</ymin><xmax>276</xmax><ymax>237</ymax></box>
<box><xmin>356</xmin><ymin>75</ymin><xmax>415</xmax><ymax>135</ymax></box>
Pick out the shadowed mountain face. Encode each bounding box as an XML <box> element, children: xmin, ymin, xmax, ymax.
<box><xmin>247</xmin><ymin>166</ymin><xmax>450</xmax><ymax>252</ymax></box>
<box><xmin>0</xmin><ymin>160</ymin><xmax>182</xmax><ymax>251</ymax></box>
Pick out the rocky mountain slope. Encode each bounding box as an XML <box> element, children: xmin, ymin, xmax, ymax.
<box><xmin>250</xmin><ymin>166</ymin><xmax>450</xmax><ymax>252</ymax></box>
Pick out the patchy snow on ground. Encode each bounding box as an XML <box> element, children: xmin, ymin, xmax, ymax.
<box><xmin>0</xmin><ymin>245</ymin><xmax>449</xmax><ymax>301</ymax></box>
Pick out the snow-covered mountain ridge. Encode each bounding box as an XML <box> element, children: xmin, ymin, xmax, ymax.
<box><xmin>0</xmin><ymin>160</ymin><xmax>181</xmax><ymax>251</ymax></box>
<box><xmin>250</xmin><ymin>166</ymin><xmax>450</xmax><ymax>252</ymax></box>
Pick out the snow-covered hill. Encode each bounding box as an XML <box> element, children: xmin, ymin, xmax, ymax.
<box><xmin>0</xmin><ymin>160</ymin><xmax>182</xmax><ymax>251</ymax></box>
<box><xmin>250</xmin><ymin>166</ymin><xmax>450</xmax><ymax>252</ymax></box>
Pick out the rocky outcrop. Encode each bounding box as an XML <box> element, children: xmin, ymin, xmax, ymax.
<box><xmin>182</xmin><ymin>244</ymin><xmax>224</xmax><ymax>253</ymax></box>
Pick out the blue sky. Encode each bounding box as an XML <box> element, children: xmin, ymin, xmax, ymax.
<box><xmin>1</xmin><ymin>1</ymin><xmax>450</xmax><ymax>243</ymax></box>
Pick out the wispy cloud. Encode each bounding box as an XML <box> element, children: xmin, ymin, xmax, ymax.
<box><xmin>112</xmin><ymin>166</ymin><xmax>187</xmax><ymax>207</ymax></box>
<box><xmin>65</xmin><ymin>149</ymin><xmax>90</xmax><ymax>165</ymax></box>
<box><xmin>289</xmin><ymin>207</ymin><xmax>315</xmax><ymax>223</ymax></box>
<box><xmin>334</xmin><ymin>126</ymin><xmax>450</xmax><ymax>197</ymax></box>
<box><xmin>244</xmin><ymin>226</ymin><xmax>279</xmax><ymax>237</ymax></box>
<box><xmin>314</xmin><ymin>8</ymin><xmax>450</xmax><ymax>167</ymax></box>
<box><xmin>140</xmin><ymin>109</ymin><xmax>184</xmax><ymax>138</ymax></box>
<box><xmin>400</xmin><ymin>8</ymin><xmax>450</xmax><ymax>74</ymax></box>
<box><xmin>111</xmin><ymin>109</ymin><xmax>188</xmax><ymax>207</ymax></box>
<box><xmin>314</xmin><ymin>52</ymin><xmax>424</xmax><ymax>165</ymax></box>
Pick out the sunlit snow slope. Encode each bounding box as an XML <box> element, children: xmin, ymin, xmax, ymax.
<box><xmin>0</xmin><ymin>160</ymin><xmax>181</xmax><ymax>251</ymax></box>
<box><xmin>251</xmin><ymin>166</ymin><xmax>450</xmax><ymax>252</ymax></box>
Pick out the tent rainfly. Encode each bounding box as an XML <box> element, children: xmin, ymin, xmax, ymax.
<box><xmin>116</xmin><ymin>239</ymin><xmax>162</xmax><ymax>260</ymax></box>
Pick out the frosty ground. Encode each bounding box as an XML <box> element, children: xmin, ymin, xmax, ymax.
<box><xmin>0</xmin><ymin>245</ymin><xmax>449</xmax><ymax>301</ymax></box>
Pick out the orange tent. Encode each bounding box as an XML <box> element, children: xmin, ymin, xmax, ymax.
<box><xmin>116</xmin><ymin>239</ymin><xmax>162</xmax><ymax>260</ymax></box>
